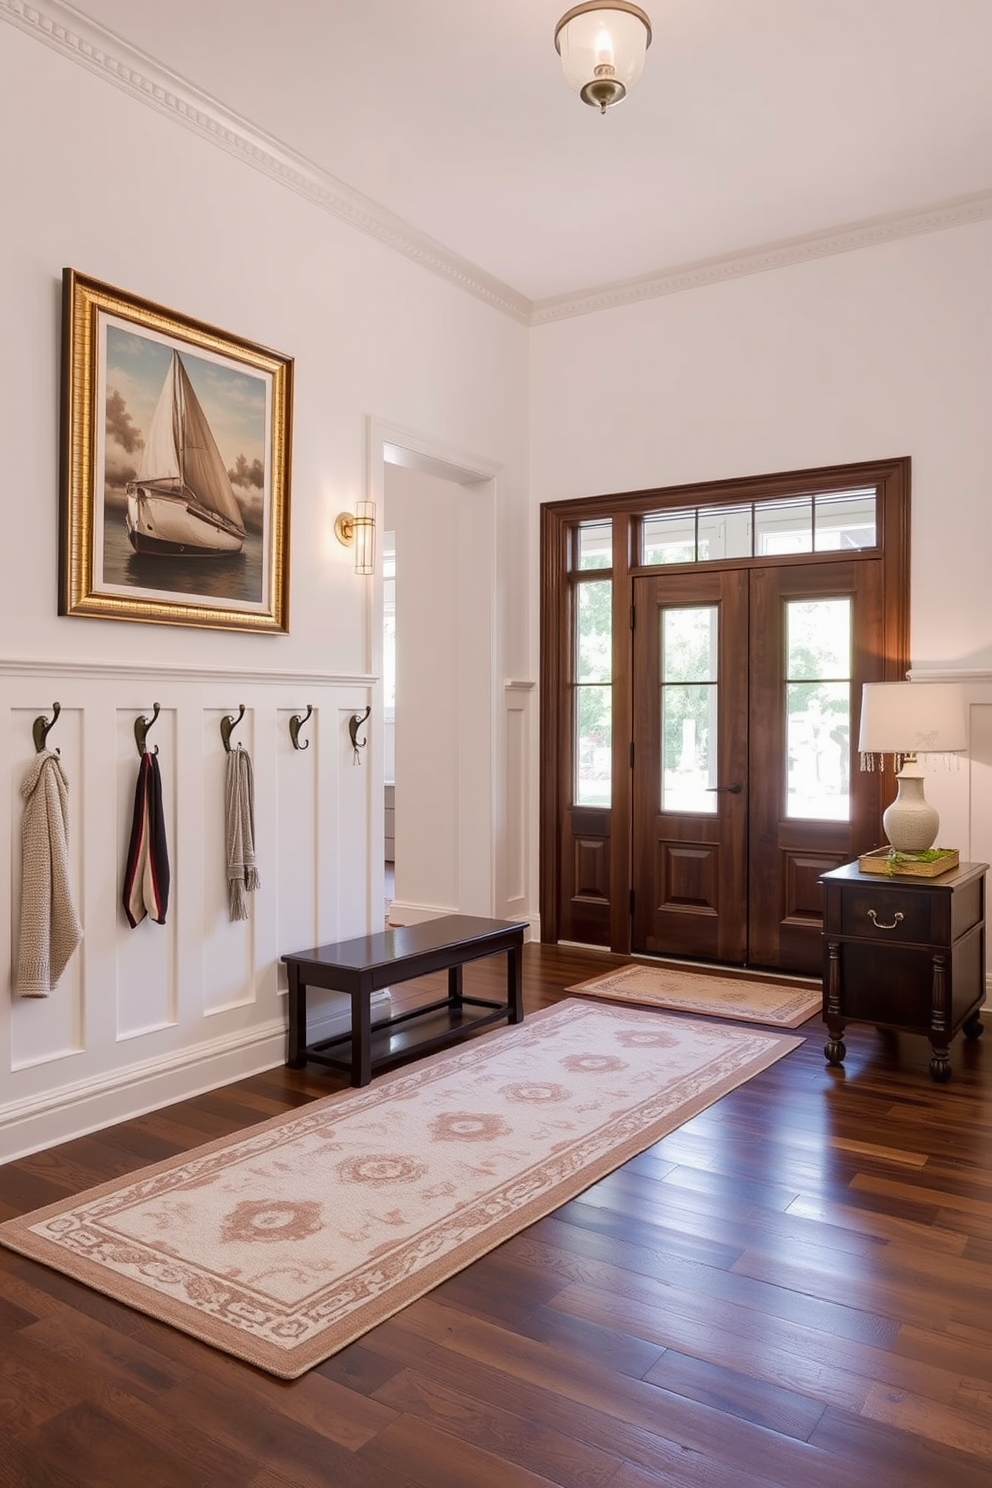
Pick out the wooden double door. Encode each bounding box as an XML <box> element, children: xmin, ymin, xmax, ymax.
<box><xmin>630</xmin><ymin>560</ymin><xmax>885</xmax><ymax>975</ymax></box>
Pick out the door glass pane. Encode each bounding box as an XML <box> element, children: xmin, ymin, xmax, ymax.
<box><xmin>574</xmin><ymin>578</ymin><xmax>612</xmax><ymax>805</ymax></box>
<box><xmin>814</xmin><ymin>490</ymin><xmax>877</xmax><ymax>551</ymax></box>
<box><xmin>575</xmin><ymin>520</ymin><xmax>612</xmax><ymax>570</ymax></box>
<box><xmin>754</xmin><ymin>497</ymin><xmax>813</xmax><ymax>556</ymax></box>
<box><xmin>661</xmin><ymin>607</ymin><xmax>717</xmax><ymax>814</ymax></box>
<box><xmin>787</xmin><ymin>599</ymin><xmax>850</xmax><ymax>679</ymax></box>
<box><xmin>577</xmin><ymin>581</ymin><xmax>611</xmax><ymax>682</ymax></box>
<box><xmin>785</xmin><ymin>598</ymin><xmax>852</xmax><ymax>821</ymax></box>
<box><xmin>575</xmin><ymin>685</ymin><xmax>612</xmax><ymax>805</ymax></box>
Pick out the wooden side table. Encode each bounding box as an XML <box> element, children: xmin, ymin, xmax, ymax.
<box><xmin>820</xmin><ymin>860</ymin><xmax>987</xmax><ymax>1082</ymax></box>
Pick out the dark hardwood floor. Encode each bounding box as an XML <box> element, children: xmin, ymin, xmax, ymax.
<box><xmin>2</xmin><ymin>943</ymin><xmax>991</xmax><ymax>1487</ymax></box>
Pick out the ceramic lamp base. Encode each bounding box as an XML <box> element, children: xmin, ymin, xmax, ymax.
<box><xmin>882</xmin><ymin>764</ymin><xmax>939</xmax><ymax>853</ymax></box>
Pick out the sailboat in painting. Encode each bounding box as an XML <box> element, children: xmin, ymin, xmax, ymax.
<box><xmin>126</xmin><ymin>351</ymin><xmax>247</xmax><ymax>556</ymax></box>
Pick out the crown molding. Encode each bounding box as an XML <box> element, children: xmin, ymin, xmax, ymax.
<box><xmin>530</xmin><ymin>190</ymin><xmax>992</xmax><ymax>324</ymax></box>
<box><xmin>0</xmin><ymin>0</ymin><xmax>531</xmax><ymax>325</ymax></box>
<box><xmin>6</xmin><ymin>0</ymin><xmax>992</xmax><ymax>329</ymax></box>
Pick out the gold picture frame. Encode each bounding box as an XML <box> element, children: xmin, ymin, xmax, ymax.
<box><xmin>60</xmin><ymin>269</ymin><xmax>292</xmax><ymax>633</ymax></box>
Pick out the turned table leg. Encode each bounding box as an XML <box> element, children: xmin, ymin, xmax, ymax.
<box><xmin>823</xmin><ymin>940</ymin><xmax>847</xmax><ymax>1066</ymax></box>
<box><xmin>928</xmin><ymin>952</ymin><xmax>952</xmax><ymax>1083</ymax></box>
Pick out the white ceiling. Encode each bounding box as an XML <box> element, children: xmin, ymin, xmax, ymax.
<box><xmin>50</xmin><ymin>0</ymin><xmax>992</xmax><ymax>305</ymax></box>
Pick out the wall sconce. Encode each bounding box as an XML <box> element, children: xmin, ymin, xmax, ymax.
<box><xmin>334</xmin><ymin>501</ymin><xmax>376</xmax><ymax>575</ymax></box>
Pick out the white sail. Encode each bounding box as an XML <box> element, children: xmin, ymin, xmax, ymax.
<box><xmin>173</xmin><ymin>356</ymin><xmax>245</xmax><ymax>531</ymax></box>
<box><xmin>137</xmin><ymin>353</ymin><xmax>182</xmax><ymax>485</ymax></box>
<box><xmin>126</xmin><ymin>350</ymin><xmax>247</xmax><ymax>555</ymax></box>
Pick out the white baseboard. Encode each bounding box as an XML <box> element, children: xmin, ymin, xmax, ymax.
<box><xmin>0</xmin><ymin>992</ymin><xmax>392</xmax><ymax>1165</ymax></box>
<box><xmin>388</xmin><ymin>902</ymin><xmax>539</xmax><ymax>940</ymax></box>
<box><xmin>386</xmin><ymin>900</ymin><xmax>458</xmax><ymax>926</ymax></box>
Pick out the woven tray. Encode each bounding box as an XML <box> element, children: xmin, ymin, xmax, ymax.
<box><xmin>858</xmin><ymin>847</ymin><xmax>959</xmax><ymax>878</ymax></box>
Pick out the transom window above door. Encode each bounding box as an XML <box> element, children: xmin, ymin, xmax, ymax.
<box><xmin>641</xmin><ymin>488</ymin><xmax>877</xmax><ymax>566</ymax></box>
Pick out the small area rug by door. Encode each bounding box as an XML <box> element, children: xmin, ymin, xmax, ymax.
<box><xmin>0</xmin><ymin>1000</ymin><xmax>800</xmax><ymax>1378</ymax></box>
<box><xmin>566</xmin><ymin>963</ymin><xmax>820</xmax><ymax>1028</ymax></box>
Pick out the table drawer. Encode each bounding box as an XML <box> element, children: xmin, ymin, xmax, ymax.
<box><xmin>840</xmin><ymin>886</ymin><xmax>932</xmax><ymax>944</ymax></box>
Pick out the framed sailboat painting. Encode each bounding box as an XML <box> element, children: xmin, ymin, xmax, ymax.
<box><xmin>59</xmin><ymin>270</ymin><xmax>293</xmax><ymax>632</ymax></box>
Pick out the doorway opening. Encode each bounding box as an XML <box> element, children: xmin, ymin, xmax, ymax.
<box><xmin>368</xmin><ymin>420</ymin><xmax>501</xmax><ymax>929</ymax></box>
<box><xmin>539</xmin><ymin>457</ymin><xmax>911</xmax><ymax>975</ymax></box>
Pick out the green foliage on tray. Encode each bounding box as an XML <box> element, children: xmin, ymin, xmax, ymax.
<box><xmin>880</xmin><ymin>848</ymin><xmax>953</xmax><ymax>875</ymax></box>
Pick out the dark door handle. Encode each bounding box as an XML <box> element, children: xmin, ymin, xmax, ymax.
<box><xmin>705</xmin><ymin>782</ymin><xmax>742</xmax><ymax>794</ymax></box>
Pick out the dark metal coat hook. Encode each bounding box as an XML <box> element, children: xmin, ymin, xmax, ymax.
<box><xmin>33</xmin><ymin>701</ymin><xmax>61</xmax><ymax>755</ymax></box>
<box><xmin>349</xmin><ymin>706</ymin><xmax>371</xmax><ymax>754</ymax></box>
<box><xmin>221</xmin><ymin>704</ymin><xmax>246</xmax><ymax>753</ymax></box>
<box><xmin>134</xmin><ymin>702</ymin><xmax>161</xmax><ymax>756</ymax></box>
<box><xmin>289</xmin><ymin>704</ymin><xmax>313</xmax><ymax>751</ymax></box>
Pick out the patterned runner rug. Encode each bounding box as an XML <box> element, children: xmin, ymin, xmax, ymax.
<box><xmin>0</xmin><ymin>1000</ymin><xmax>800</xmax><ymax>1378</ymax></box>
<box><xmin>566</xmin><ymin>964</ymin><xmax>821</xmax><ymax>1028</ymax></box>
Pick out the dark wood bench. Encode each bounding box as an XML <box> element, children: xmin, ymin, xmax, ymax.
<box><xmin>282</xmin><ymin>914</ymin><xmax>526</xmax><ymax>1087</ymax></box>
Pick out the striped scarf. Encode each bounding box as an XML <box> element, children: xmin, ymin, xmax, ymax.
<box><xmin>122</xmin><ymin>750</ymin><xmax>170</xmax><ymax>928</ymax></box>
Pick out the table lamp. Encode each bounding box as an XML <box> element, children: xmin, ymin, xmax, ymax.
<box><xmin>858</xmin><ymin>681</ymin><xmax>967</xmax><ymax>852</ymax></box>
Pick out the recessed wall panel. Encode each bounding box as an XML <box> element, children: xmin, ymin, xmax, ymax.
<box><xmin>9</xmin><ymin>706</ymin><xmax>85</xmax><ymax>1069</ymax></box>
<box><xmin>201</xmin><ymin>710</ymin><xmax>254</xmax><ymax>1015</ymax></box>
<box><xmin>277</xmin><ymin>707</ymin><xmax>319</xmax><ymax>971</ymax></box>
<box><xmin>116</xmin><ymin>708</ymin><xmax>177</xmax><ymax>1040</ymax></box>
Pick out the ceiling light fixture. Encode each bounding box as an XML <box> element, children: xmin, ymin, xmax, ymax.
<box><xmin>554</xmin><ymin>2</ymin><xmax>652</xmax><ymax>114</ymax></box>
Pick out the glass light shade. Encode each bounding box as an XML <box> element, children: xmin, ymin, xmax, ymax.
<box><xmin>334</xmin><ymin>500</ymin><xmax>377</xmax><ymax>574</ymax></box>
<box><xmin>352</xmin><ymin>500</ymin><xmax>376</xmax><ymax>576</ymax></box>
<box><xmin>858</xmin><ymin>682</ymin><xmax>967</xmax><ymax>758</ymax></box>
<box><xmin>555</xmin><ymin>3</ymin><xmax>652</xmax><ymax>111</ymax></box>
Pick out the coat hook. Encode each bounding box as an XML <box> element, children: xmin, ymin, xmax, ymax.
<box><xmin>289</xmin><ymin>704</ymin><xmax>313</xmax><ymax>751</ymax></box>
<box><xmin>349</xmin><ymin>706</ymin><xmax>371</xmax><ymax>759</ymax></box>
<box><xmin>221</xmin><ymin>703</ymin><xmax>246</xmax><ymax>753</ymax></box>
<box><xmin>134</xmin><ymin>702</ymin><xmax>161</xmax><ymax>756</ymax></box>
<box><xmin>32</xmin><ymin>701</ymin><xmax>61</xmax><ymax>755</ymax></box>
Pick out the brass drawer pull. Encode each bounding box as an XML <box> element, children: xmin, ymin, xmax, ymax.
<box><xmin>867</xmin><ymin>909</ymin><xmax>905</xmax><ymax>931</ymax></box>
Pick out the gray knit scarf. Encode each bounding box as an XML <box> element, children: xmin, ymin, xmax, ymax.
<box><xmin>225</xmin><ymin>744</ymin><xmax>260</xmax><ymax>921</ymax></box>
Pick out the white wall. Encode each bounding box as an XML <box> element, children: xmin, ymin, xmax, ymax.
<box><xmin>0</xmin><ymin>24</ymin><xmax>529</xmax><ymax>1158</ymax></box>
<box><xmin>531</xmin><ymin>220</ymin><xmax>992</xmax><ymax>668</ymax></box>
<box><xmin>530</xmin><ymin>219</ymin><xmax>992</xmax><ymax>946</ymax></box>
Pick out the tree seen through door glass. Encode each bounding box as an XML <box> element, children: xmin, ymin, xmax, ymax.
<box><xmin>661</xmin><ymin>606</ymin><xmax>718</xmax><ymax>814</ymax></box>
<box><xmin>786</xmin><ymin>598</ymin><xmax>852</xmax><ymax>820</ymax></box>
<box><xmin>574</xmin><ymin>578</ymin><xmax>612</xmax><ymax>806</ymax></box>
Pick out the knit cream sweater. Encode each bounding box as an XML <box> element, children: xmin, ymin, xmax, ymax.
<box><xmin>16</xmin><ymin>750</ymin><xmax>83</xmax><ymax>997</ymax></box>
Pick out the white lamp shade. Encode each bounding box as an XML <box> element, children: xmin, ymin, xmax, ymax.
<box><xmin>858</xmin><ymin>681</ymin><xmax>967</xmax><ymax>756</ymax></box>
<box><xmin>555</xmin><ymin>3</ymin><xmax>651</xmax><ymax>100</ymax></box>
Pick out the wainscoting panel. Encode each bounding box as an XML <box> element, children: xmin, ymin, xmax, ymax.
<box><xmin>116</xmin><ymin>705</ymin><xmax>179</xmax><ymax>1041</ymax></box>
<box><xmin>9</xmin><ymin>703</ymin><xmax>85</xmax><ymax>1070</ymax></box>
<box><xmin>0</xmin><ymin>666</ymin><xmax>377</xmax><ymax>1161</ymax></box>
<box><xmin>200</xmin><ymin>707</ymin><xmax>255</xmax><ymax>1019</ymax></box>
<box><xmin>275</xmin><ymin>705</ymin><xmax>320</xmax><ymax>975</ymax></box>
<box><xmin>503</xmin><ymin>683</ymin><xmax>532</xmax><ymax>923</ymax></box>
